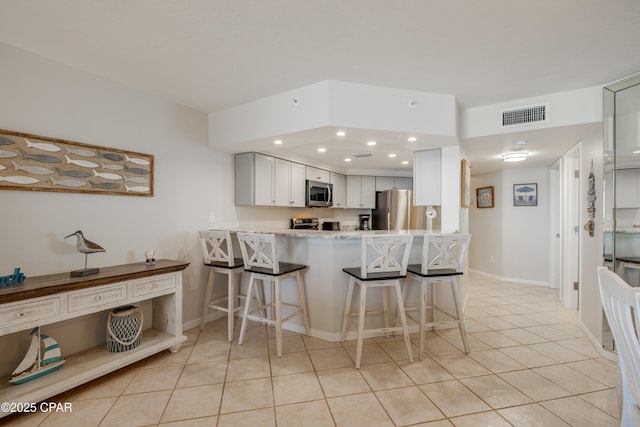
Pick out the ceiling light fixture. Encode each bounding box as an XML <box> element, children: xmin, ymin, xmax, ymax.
<box><xmin>317</xmin><ymin>148</ymin><xmax>326</xmax><ymax>153</ymax></box>
<box><xmin>408</xmin><ymin>136</ymin><xmax>417</xmax><ymax>142</ymax></box>
<box><xmin>367</xmin><ymin>140</ymin><xmax>376</xmax><ymax>146</ymax></box>
<box><xmin>388</xmin><ymin>153</ymin><xmax>397</xmax><ymax>158</ymax></box>
<box><xmin>402</xmin><ymin>160</ymin><xmax>409</xmax><ymax>165</ymax></box>
<box><xmin>502</xmin><ymin>152</ymin><xmax>528</xmax><ymax>162</ymax></box>
<box><xmin>336</xmin><ymin>131</ymin><xmax>346</xmax><ymax>137</ymax></box>
<box><xmin>274</xmin><ymin>139</ymin><xmax>283</xmax><ymax>145</ymax></box>
<box><xmin>344</xmin><ymin>158</ymin><xmax>352</xmax><ymax>162</ymax></box>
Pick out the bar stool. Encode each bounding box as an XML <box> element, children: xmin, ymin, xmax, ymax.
<box><xmin>404</xmin><ymin>233</ymin><xmax>471</xmax><ymax>358</ymax></box>
<box><xmin>236</xmin><ymin>232</ymin><xmax>311</xmax><ymax>357</ymax></box>
<box><xmin>199</xmin><ymin>230</ymin><xmax>246</xmax><ymax>341</ymax></box>
<box><xmin>340</xmin><ymin>234</ymin><xmax>414</xmax><ymax>368</ymax></box>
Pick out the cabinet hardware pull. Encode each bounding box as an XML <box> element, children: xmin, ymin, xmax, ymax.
<box><xmin>152</xmin><ymin>283</ymin><xmax>158</xmax><ymax>288</ymax></box>
<box><xmin>95</xmin><ymin>295</ymin><xmax>102</xmax><ymax>301</ymax></box>
<box><xmin>17</xmin><ymin>312</ymin><xmax>25</xmax><ymax>318</ymax></box>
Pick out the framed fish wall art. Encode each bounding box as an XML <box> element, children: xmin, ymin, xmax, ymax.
<box><xmin>0</xmin><ymin>129</ymin><xmax>153</xmax><ymax>197</ymax></box>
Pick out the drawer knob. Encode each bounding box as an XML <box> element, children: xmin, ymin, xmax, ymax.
<box><xmin>152</xmin><ymin>283</ymin><xmax>158</xmax><ymax>289</ymax></box>
<box><xmin>17</xmin><ymin>311</ymin><xmax>25</xmax><ymax>318</ymax></box>
<box><xmin>95</xmin><ymin>295</ymin><xmax>103</xmax><ymax>301</ymax></box>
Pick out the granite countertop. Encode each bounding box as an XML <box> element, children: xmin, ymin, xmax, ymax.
<box><xmin>213</xmin><ymin>228</ymin><xmax>447</xmax><ymax>239</ymax></box>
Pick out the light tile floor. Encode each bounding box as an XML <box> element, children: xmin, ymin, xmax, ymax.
<box><xmin>4</xmin><ymin>274</ymin><xmax>620</xmax><ymax>426</ymax></box>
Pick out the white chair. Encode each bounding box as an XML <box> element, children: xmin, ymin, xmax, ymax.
<box><xmin>340</xmin><ymin>234</ymin><xmax>414</xmax><ymax>368</ymax></box>
<box><xmin>405</xmin><ymin>234</ymin><xmax>471</xmax><ymax>358</ymax></box>
<box><xmin>236</xmin><ymin>232</ymin><xmax>311</xmax><ymax>357</ymax></box>
<box><xmin>597</xmin><ymin>266</ymin><xmax>640</xmax><ymax>427</ymax></box>
<box><xmin>199</xmin><ymin>230</ymin><xmax>245</xmax><ymax>341</ymax></box>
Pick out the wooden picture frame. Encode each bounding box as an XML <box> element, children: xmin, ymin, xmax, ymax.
<box><xmin>0</xmin><ymin>129</ymin><xmax>153</xmax><ymax>197</ymax></box>
<box><xmin>461</xmin><ymin>159</ymin><xmax>471</xmax><ymax>207</ymax></box>
<box><xmin>476</xmin><ymin>186</ymin><xmax>494</xmax><ymax>208</ymax></box>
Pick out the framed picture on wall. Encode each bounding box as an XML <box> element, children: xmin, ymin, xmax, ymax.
<box><xmin>514</xmin><ymin>183</ymin><xmax>537</xmax><ymax>206</ymax></box>
<box><xmin>461</xmin><ymin>159</ymin><xmax>471</xmax><ymax>207</ymax></box>
<box><xmin>476</xmin><ymin>186</ymin><xmax>494</xmax><ymax>208</ymax></box>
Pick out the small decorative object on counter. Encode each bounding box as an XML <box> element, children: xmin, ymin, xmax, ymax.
<box><xmin>10</xmin><ymin>327</ymin><xmax>65</xmax><ymax>385</ymax></box>
<box><xmin>0</xmin><ymin>267</ymin><xmax>26</xmax><ymax>287</ymax></box>
<box><xmin>426</xmin><ymin>207</ymin><xmax>437</xmax><ymax>232</ymax></box>
<box><xmin>145</xmin><ymin>249</ymin><xmax>156</xmax><ymax>265</ymax></box>
<box><xmin>65</xmin><ymin>230</ymin><xmax>105</xmax><ymax>277</ymax></box>
<box><xmin>106</xmin><ymin>305</ymin><xmax>143</xmax><ymax>353</ymax></box>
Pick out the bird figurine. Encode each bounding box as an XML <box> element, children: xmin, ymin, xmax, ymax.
<box><xmin>65</xmin><ymin>230</ymin><xmax>105</xmax><ymax>277</ymax></box>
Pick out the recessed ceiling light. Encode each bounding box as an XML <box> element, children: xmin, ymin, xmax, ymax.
<box><xmin>408</xmin><ymin>136</ymin><xmax>417</xmax><ymax>142</ymax></box>
<box><xmin>344</xmin><ymin>158</ymin><xmax>352</xmax><ymax>162</ymax></box>
<box><xmin>634</xmin><ymin>150</ymin><xmax>640</xmax><ymax>154</ymax></box>
<box><xmin>274</xmin><ymin>139</ymin><xmax>283</xmax><ymax>145</ymax></box>
<box><xmin>367</xmin><ymin>140</ymin><xmax>376</xmax><ymax>146</ymax></box>
<box><xmin>502</xmin><ymin>152</ymin><xmax>528</xmax><ymax>162</ymax></box>
<box><xmin>388</xmin><ymin>153</ymin><xmax>397</xmax><ymax>158</ymax></box>
<box><xmin>402</xmin><ymin>160</ymin><xmax>409</xmax><ymax>165</ymax></box>
<box><xmin>336</xmin><ymin>131</ymin><xmax>346</xmax><ymax>137</ymax></box>
<box><xmin>317</xmin><ymin>148</ymin><xmax>326</xmax><ymax>153</ymax></box>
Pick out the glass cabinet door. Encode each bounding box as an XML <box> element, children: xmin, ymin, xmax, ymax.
<box><xmin>602</xmin><ymin>73</ymin><xmax>640</xmax><ymax>351</ymax></box>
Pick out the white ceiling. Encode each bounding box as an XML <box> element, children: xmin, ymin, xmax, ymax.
<box><xmin>1</xmin><ymin>0</ymin><xmax>639</xmax><ymax>175</ymax></box>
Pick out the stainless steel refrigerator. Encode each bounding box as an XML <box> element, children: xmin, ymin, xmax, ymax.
<box><xmin>372</xmin><ymin>189</ymin><xmax>427</xmax><ymax>230</ymax></box>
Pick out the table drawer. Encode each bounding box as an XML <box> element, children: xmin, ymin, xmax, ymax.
<box><xmin>0</xmin><ymin>298</ymin><xmax>60</xmax><ymax>327</ymax></box>
<box><xmin>68</xmin><ymin>283</ymin><xmax>128</xmax><ymax>312</ymax></box>
<box><xmin>132</xmin><ymin>275</ymin><xmax>175</xmax><ymax>297</ymax></box>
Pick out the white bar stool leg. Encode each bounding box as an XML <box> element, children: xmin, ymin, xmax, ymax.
<box><xmin>419</xmin><ymin>278</ymin><xmax>428</xmax><ymax>359</ymax></box>
<box><xmin>451</xmin><ymin>278</ymin><xmax>470</xmax><ymax>353</ymax></box>
<box><xmin>238</xmin><ymin>274</ymin><xmax>256</xmax><ymax>346</ymax></box>
<box><xmin>295</xmin><ymin>271</ymin><xmax>311</xmax><ymax>335</ymax></box>
<box><xmin>340</xmin><ymin>278</ymin><xmax>355</xmax><ymax>342</ymax></box>
<box><xmin>200</xmin><ymin>269</ymin><xmax>215</xmax><ymax>331</ymax></box>
<box><xmin>394</xmin><ymin>279</ymin><xmax>413</xmax><ymax>363</ymax></box>
<box><xmin>226</xmin><ymin>270</ymin><xmax>235</xmax><ymax>342</ymax></box>
<box><xmin>355</xmin><ymin>282</ymin><xmax>367</xmax><ymax>369</ymax></box>
<box><xmin>274</xmin><ymin>277</ymin><xmax>283</xmax><ymax>357</ymax></box>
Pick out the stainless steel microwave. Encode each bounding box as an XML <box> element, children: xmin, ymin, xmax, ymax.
<box><xmin>306</xmin><ymin>180</ymin><xmax>333</xmax><ymax>207</ymax></box>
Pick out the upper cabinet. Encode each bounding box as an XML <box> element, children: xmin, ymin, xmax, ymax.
<box><xmin>375</xmin><ymin>176</ymin><xmax>413</xmax><ymax>191</ymax></box>
<box><xmin>331</xmin><ymin>172</ymin><xmax>347</xmax><ymax>208</ymax></box>
<box><xmin>413</xmin><ymin>149</ymin><xmax>442</xmax><ymax>206</ymax></box>
<box><xmin>306</xmin><ymin>166</ymin><xmax>330</xmax><ymax>183</ymax></box>
<box><xmin>235</xmin><ymin>152</ymin><xmax>304</xmax><ymax>207</ymax></box>
<box><xmin>347</xmin><ymin>176</ymin><xmax>376</xmax><ymax>209</ymax></box>
<box><xmin>275</xmin><ymin>158</ymin><xmax>306</xmax><ymax>207</ymax></box>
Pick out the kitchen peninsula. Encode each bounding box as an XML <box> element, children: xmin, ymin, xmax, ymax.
<box><xmin>219</xmin><ymin>228</ymin><xmax>460</xmax><ymax>342</ymax></box>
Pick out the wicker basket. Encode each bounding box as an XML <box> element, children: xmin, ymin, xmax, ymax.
<box><xmin>106</xmin><ymin>305</ymin><xmax>143</xmax><ymax>353</ymax></box>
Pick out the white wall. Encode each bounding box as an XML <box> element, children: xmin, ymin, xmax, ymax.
<box><xmin>469</xmin><ymin>171</ymin><xmax>503</xmax><ymax>277</ymax></box>
<box><xmin>469</xmin><ymin>168</ymin><xmax>550</xmax><ymax>285</ymax></box>
<box><xmin>0</xmin><ymin>43</ymin><xmax>235</xmax><ymax>374</ymax></box>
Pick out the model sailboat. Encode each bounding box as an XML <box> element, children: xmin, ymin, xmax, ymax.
<box><xmin>10</xmin><ymin>327</ymin><xmax>65</xmax><ymax>385</ymax></box>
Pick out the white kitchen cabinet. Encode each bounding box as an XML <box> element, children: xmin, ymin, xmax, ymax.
<box><xmin>306</xmin><ymin>166</ymin><xmax>330</xmax><ymax>183</ymax></box>
<box><xmin>0</xmin><ymin>260</ymin><xmax>188</xmax><ymax>418</ymax></box>
<box><xmin>331</xmin><ymin>172</ymin><xmax>347</xmax><ymax>208</ymax></box>
<box><xmin>375</xmin><ymin>176</ymin><xmax>394</xmax><ymax>191</ymax></box>
<box><xmin>375</xmin><ymin>176</ymin><xmax>413</xmax><ymax>191</ymax></box>
<box><xmin>274</xmin><ymin>158</ymin><xmax>306</xmax><ymax>207</ymax></box>
<box><xmin>236</xmin><ymin>153</ymin><xmax>304</xmax><ymax>207</ymax></box>
<box><xmin>394</xmin><ymin>177</ymin><xmax>413</xmax><ymax>190</ymax></box>
<box><xmin>347</xmin><ymin>175</ymin><xmax>376</xmax><ymax>209</ymax></box>
<box><xmin>413</xmin><ymin>149</ymin><xmax>442</xmax><ymax>206</ymax></box>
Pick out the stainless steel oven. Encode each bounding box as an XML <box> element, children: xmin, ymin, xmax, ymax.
<box><xmin>305</xmin><ymin>180</ymin><xmax>333</xmax><ymax>207</ymax></box>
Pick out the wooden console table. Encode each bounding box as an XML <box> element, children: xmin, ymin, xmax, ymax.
<box><xmin>0</xmin><ymin>259</ymin><xmax>189</xmax><ymax>416</ymax></box>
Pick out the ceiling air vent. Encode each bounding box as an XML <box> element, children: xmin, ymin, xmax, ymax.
<box><xmin>500</xmin><ymin>103</ymin><xmax>548</xmax><ymax>127</ymax></box>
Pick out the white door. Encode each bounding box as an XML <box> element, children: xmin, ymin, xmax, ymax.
<box><xmin>560</xmin><ymin>144</ymin><xmax>581</xmax><ymax>309</ymax></box>
<box><xmin>549</xmin><ymin>160</ymin><xmax>561</xmax><ymax>289</ymax></box>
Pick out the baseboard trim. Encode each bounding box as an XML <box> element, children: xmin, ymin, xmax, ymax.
<box><xmin>579</xmin><ymin>319</ymin><xmax>617</xmax><ymax>362</ymax></box>
<box><xmin>469</xmin><ymin>269</ymin><xmax>550</xmax><ymax>287</ymax></box>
